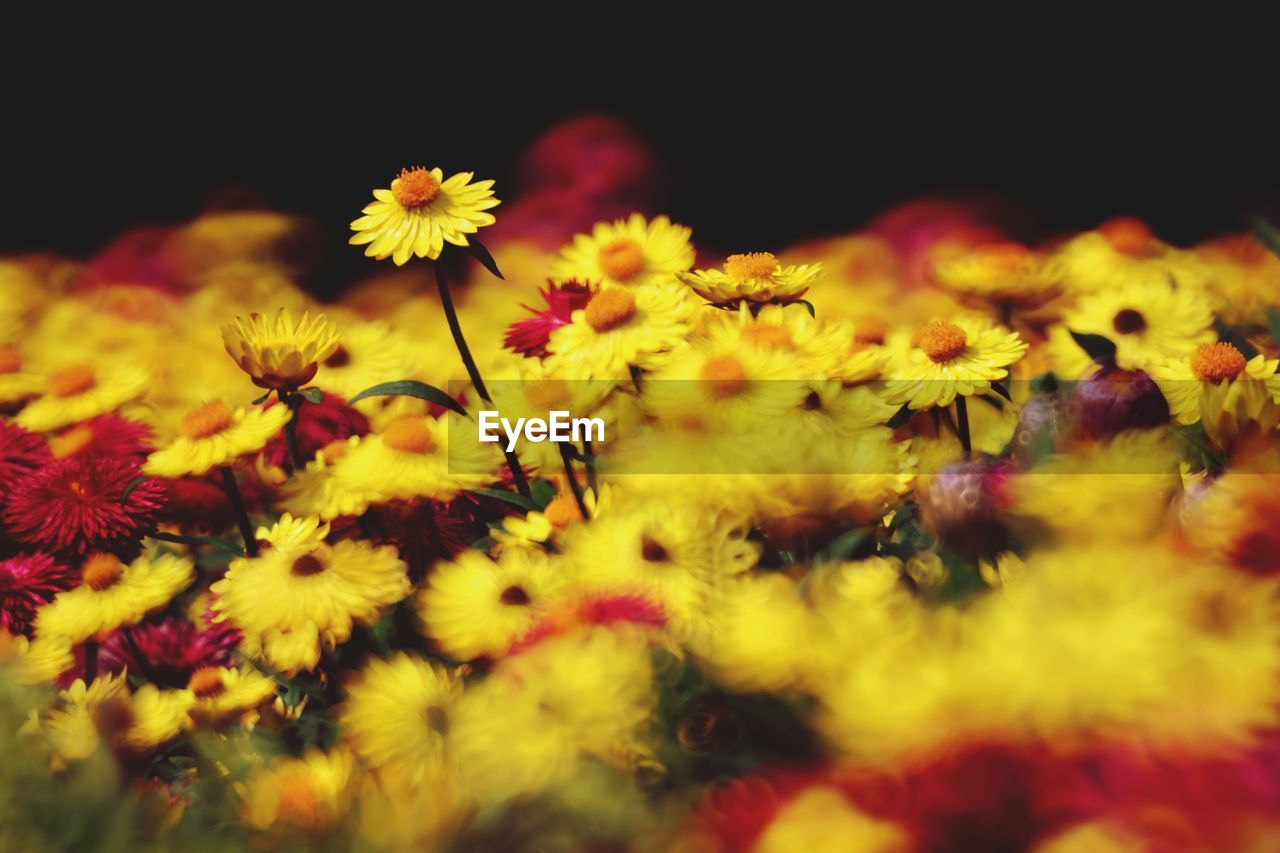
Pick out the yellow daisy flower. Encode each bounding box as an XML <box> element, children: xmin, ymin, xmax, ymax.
<box><xmin>211</xmin><ymin>538</ymin><xmax>410</xmax><ymax>675</ymax></box>
<box><xmin>143</xmin><ymin>399</ymin><xmax>291</xmax><ymax>477</ymax></box>
<box><xmin>551</xmin><ymin>213</ymin><xmax>694</xmax><ymax>289</ymax></box>
<box><xmin>883</xmin><ymin>318</ymin><xmax>1027</xmax><ymax>409</ymax></box>
<box><xmin>241</xmin><ymin>747</ymin><xmax>358</xmax><ymax>835</ymax></box>
<box><xmin>417</xmin><ymin>548</ymin><xmax>566</xmax><ymax>660</ymax></box>
<box><xmin>349</xmin><ymin>166</ymin><xmax>499</xmax><ymax>265</ymax></box>
<box><xmin>702</xmin><ymin>302</ymin><xmax>861</xmax><ymax>379</ymax></box>
<box><xmin>35</xmin><ymin>552</ymin><xmax>194</xmax><ymax>643</ymax></box>
<box><xmin>221</xmin><ymin>309</ymin><xmax>341</xmax><ymax>391</ymax></box>
<box><xmin>122</xmin><ymin>683</ymin><xmax>195</xmax><ymax>751</ymax></box>
<box><xmin>1152</xmin><ymin>343</ymin><xmax>1280</xmax><ymax>447</ymax></box>
<box><xmin>15</xmin><ymin>362</ymin><xmax>149</xmax><ymax>433</ymax></box>
<box><xmin>543</xmin><ymin>284</ymin><xmax>697</xmax><ymax>379</ymax></box>
<box><xmin>256</xmin><ymin>512</ymin><xmax>332</xmax><ymax>555</ymax></box>
<box><xmin>338</xmin><ymin>652</ymin><xmax>462</xmax><ymax>786</ymax></box>
<box><xmin>278</xmin><ymin>439</ymin><xmax>371</xmax><ymax>521</ymax></box>
<box><xmin>677</xmin><ymin>252</ymin><xmax>822</xmax><ymax>306</ymax></box>
<box><xmin>186</xmin><ymin>665</ymin><xmax>278</xmax><ymax>724</ymax></box>
<box><xmin>1063</xmin><ymin>277</ymin><xmax>1214</xmax><ymax>370</ymax></box>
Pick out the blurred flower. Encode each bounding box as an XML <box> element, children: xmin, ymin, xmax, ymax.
<box><xmin>349</xmin><ymin>166</ymin><xmax>499</xmax><ymax>265</ymax></box>
<box><xmin>241</xmin><ymin>747</ymin><xmax>358</xmax><ymax>835</ymax></box>
<box><xmin>0</xmin><ymin>553</ymin><xmax>77</xmax><ymax>637</ymax></box>
<box><xmin>15</xmin><ymin>362</ymin><xmax>149</xmax><ymax>433</ymax></box>
<box><xmin>677</xmin><ymin>252</ymin><xmax>822</xmax><ymax>307</ymax></box>
<box><xmin>98</xmin><ymin>615</ymin><xmax>240</xmax><ymax>688</ymax></box>
<box><xmin>47</xmin><ymin>414</ymin><xmax>154</xmax><ymax>461</ymax></box>
<box><xmin>1067</xmin><ymin>367</ymin><xmax>1170</xmax><ymax>438</ymax></box>
<box><xmin>543</xmin><ymin>283</ymin><xmax>697</xmax><ymax>379</ymax></box>
<box><xmin>143</xmin><ymin>399</ymin><xmax>290</xmax><ymax>477</ymax></box>
<box><xmin>551</xmin><ymin>213</ymin><xmax>694</xmax><ymax>289</ymax></box>
<box><xmin>221</xmin><ymin>309</ymin><xmax>340</xmax><ymax>391</ymax></box>
<box><xmin>259</xmin><ymin>391</ymin><xmax>369</xmax><ymax>470</ymax></box>
<box><xmin>0</xmin><ymin>420</ymin><xmax>52</xmax><ymax>499</ymax></box>
<box><xmin>35</xmin><ymin>552</ymin><xmax>194</xmax><ymax>643</ymax></box>
<box><xmin>1063</xmin><ymin>276</ymin><xmax>1213</xmax><ymax>370</ymax></box>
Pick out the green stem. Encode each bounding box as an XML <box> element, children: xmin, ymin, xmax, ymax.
<box><xmin>558</xmin><ymin>443</ymin><xmax>591</xmax><ymax>520</ymax></box>
<box><xmin>955</xmin><ymin>395</ymin><xmax>972</xmax><ymax>459</ymax></box>
<box><xmin>220</xmin><ymin>466</ymin><xmax>259</xmax><ymax>557</ymax></box>
<box><xmin>433</xmin><ymin>261</ymin><xmax>531</xmax><ymax>498</ymax></box>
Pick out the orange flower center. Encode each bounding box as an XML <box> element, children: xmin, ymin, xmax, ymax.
<box><xmin>597</xmin><ymin>239</ymin><xmax>646</xmax><ymax>281</ymax></box>
<box><xmin>274</xmin><ymin>769</ymin><xmax>323</xmax><ymax>828</ymax></box>
<box><xmin>291</xmin><ymin>554</ymin><xmax>327</xmax><ymax>577</ymax></box>
<box><xmin>973</xmin><ymin>242</ymin><xmax>1033</xmax><ymax>274</ymax></box>
<box><xmin>699</xmin><ymin>354</ymin><xmax>749</xmax><ymax>398</ymax></box>
<box><xmin>391</xmin><ymin>167</ymin><xmax>440</xmax><ymax>209</ymax></box>
<box><xmin>544</xmin><ymin>494</ymin><xmax>583</xmax><ymax>529</ymax></box>
<box><xmin>50</xmin><ymin>425</ymin><xmax>95</xmax><ymax>459</ymax></box>
<box><xmin>724</xmin><ymin>252</ymin><xmax>779</xmax><ymax>279</ymax></box>
<box><xmin>180</xmin><ymin>400</ymin><xmax>234</xmax><ymax>440</ymax></box>
<box><xmin>1099</xmin><ymin>217</ymin><xmax>1153</xmax><ymax>257</ymax></box>
<box><xmin>917</xmin><ymin>321</ymin><xmax>968</xmax><ymax>363</ymax></box>
<box><xmin>853</xmin><ymin>316</ymin><xmax>887</xmax><ymax>346</ymax></box>
<box><xmin>0</xmin><ymin>345</ymin><xmax>21</xmax><ymax>374</ymax></box>
<box><xmin>319</xmin><ymin>439</ymin><xmax>351</xmax><ymax>463</ymax></box>
<box><xmin>741</xmin><ymin>323</ymin><xmax>794</xmax><ymax>349</ymax></box>
<box><xmin>1112</xmin><ymin>308</ymin><xmax>1147</xmax><ymax>335</ymax></box>
<box><xmin>83</xmin><ymin>553</ymin><xmax>124</xmax><ymax>591</ymax></box>
<box><xmin>188</xmin><ymin>666</ymin><xmax>226</xmax><ymax>699</ymax></box>
<box><xmin>48</xmin><ymin>365</ymin><xmax>96</xmax><ymax>397</ymax></box>
<box><xmin>381</xmin><ymin>417</ymin><xmax>435</xmax><ymax>453</ymax></box>
<box><xmin>584</xmin><ymin>290</ymin><xmax>637</xmax><ymax>333</ymax></box>
<box><xmin>1190</xmin><ymin>342</ymin><xmax>1247</xmax><ymax>382</ymax></box>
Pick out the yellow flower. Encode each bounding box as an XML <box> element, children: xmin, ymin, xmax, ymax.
<box><xmin>1153</xmin><ymin>343</ymin><xmax>1280</xmax><ymax>448</ymax></box>
<box><xmin>186</xmin><ymin>665</ymin><xmax>278</xmax><ymax>724</ymax></box>
<box><xmin>349</xmin><ymin>166</ymin><xmax>499</xmax><ymax>265</ymax></box>
<box><xmin>310</xmin><ymin>318</ymin><xmax>417</xmax><ymax>401</ymax></box>
<box><xmin>278</xmin><ymin>438</ymin><xmax>371</xmax><ymax>521</ymax></box>
<box><xmin>211</xmin><ymin>538</ymin><xmax>410</xmax><ymax>675</ymax></box>
<box><xmin>241</xmin><ymin>747</ymin><xmax>358</xmax><ymax>835</ymax></box>
<box><xmin>143</xmin><ymin>399</ymin><xmax>291</xmax><ymax>477</ymax></box>
<box><xmin>693</xmin><ymin>573</ymin><xmax>816</xmax><ymax>693</ymax></box>
<box><xmin>677</xmin><ymin>252</ymin><xmax>821</xmax><ymax>306</ymax></box>
<box><xmin>22</xmin><ymin>673</ymin><xmax>131</xmax><ymax>769</ymax></box>
<box><xmin>703</xmin><ymin>302</ymin><xmax>872</xmax><ymax>380</ymax></box>
<box><xmin>338</xmin><ymin>652</ymin><xmax>462</xmax><ymax>786</ymax></box>
<box><xmin>255</xmin><ymin>512</ymin><xmax>331</xmax><ymax>555</ymax></box>
<box><xmin>338</xmin><ymin>414</ymin><xmax>500</xmax><ymax>507</ymax></box>
<box><xmin>35</xmin><ymin>552</ymin><xmax>194</xmax><ymax>643</ymax></box>
<box><xmin>15</xmin><ymin>362</ymin><xmax>149</xmax><ymax>433</ymax></box>
<box><xmin>418</xmin><ymin>548</ymin><xmax>566</xmax><ymax>660</ymax></box>
<box><xmin>930</xmin><ymin>240</ymin><xmax>1059</xmax><ymax>305</ymax></box>
<box><xmin>491</xmin><ymin>485</ymin><xmax>613</xmax><ymax>552</ymax></box>
<box><xmin>1063</xmin><ymin>277</ymin><xmax>1213</xmax><ymax>370</ymax></box>
<box><xmin>551</xmin><ymin>213</ymin><xmax>694</xmax><ymax>289</ymax></box>
<box><xmin>543</xmin><ymin>284</ymin><xmax>698</xmax><ymax>379</ymax></box>
<box><xmin>121</xmin><ymin>684</ymin><xmax>195</xmax><ymax>751</ymax></box>
<box><xmin>221</xmin><ymin>309</ymin><xmax>340</xmax><ymax>391</ymax></box>
<box><xmin>0</xmin><ymin>343</ymin><xmax>43</xmax><ymax>404</ymax></box>
<box><xmin>1048</xmin><ymin>218</ymin><xmax>1213</xmax><ymax>295</ymax></box>
<box><xmin>0</xmin><ymin>633</ymin><xmax>73</xmax><ymax>685</ymax></box>
<box><xmin>883</xmin><ymin>318</ymin><xmax>1027</xmax><ymax>409</ymax></box>
<box><xmin>755</xmin><ymin>786</ymin><xmax>910</xmax><ymax>853</ymax></box>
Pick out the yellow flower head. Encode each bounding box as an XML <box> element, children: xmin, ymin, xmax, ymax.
<box><xmin>418</xmin><ymin>548</ymin><xmax>567</xmax><ymax>660</ymax></box>
<box><xmin>221</xmin><ymin>309</ymin><xmax>340</xmax><ymax>391</ymax></box>
<box><xmin>677</xmin><ymin>252</ymin><xmax>822</xmax><ymax>306</ymax></box>
<box><xmin>143</xmin><ymin>399</ymin><xmax>291</xmax><ymax>477</ymax></box>
<box><xmin>338</xmin><ymin>652</ymin><xmax>462</xmax><ymax>787</ymax></box>
<box><xmin>930</xmin><ymin>240</ymin><xmax>1059</xmax><ymax>305</ymax></box>
<box><xmin>883</xmin><ymin>318</ymin><xmax>1027</xmax><ymax>410</ymax></box>
<box><xmin>543</xmin><ymin>283</ymin><xmax>698</xmax><ymax>379</ymax></box>
<box><xmin>491</xmin><ymin>485</ymin><xmax>612</xmax><ymax>552</ymax></box>
<box><xmin>35</xmin><ymin>552</ymin><xmax>194</xmax><ymax>643</ymax></box>
<box><xmin>15</xmin><ymin>362</ymin><xmax>149</xmax><ymax>433</ymax></box>
<box><xmin>1063</xmin><ymin>277</ymin><xmax>1213</xmax><ymax>370</ymax></box>
<box><xmin>551</xmin><ymin>213</ymin><xmax>694</xmax><ymax>290</ymax></box>
<box><xmin>0</xmin><ymin>342</ymin><xmax>43</xmax><ymax>404</ymax></box>
<box><xmin>256</xmin><ymin>512</ymin><xmax>331</xmax><ymax>555</ymax></box>
<box><xmin>349</xmin><ymin>166</ymin><xmax>499</xmax><ymax>265</ymax></box>
<box><xmin>309</xmin><ymin>319</ymin><xmax>417</xmax><ymax>401</ymax></box>
<box><xmin>1152</xmin><ymin>344</ymin><xmax>1280</xmax><ymax>449</ymax></box>
<box><xmin>241</xmin><ymin>747</ymin><xmax>358</xmax><ymax>835</ymax></box>
<box><xmin>186</xmin><ymin>665</ymin><xmax>278</xmax><ymax>724</ymax></box>
<box><xmin>211</xmin><ymin>538</ymin><xmax>410</xmax><ymax>675</ymax></box>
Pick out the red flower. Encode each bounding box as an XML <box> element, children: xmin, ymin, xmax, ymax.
<box><xmin>0</xmin><ymin>553</ymin><xmax>78</xmax><ymax>637</ymax></box>
<box><xmin>260</xmin><ymin>391</ymin><xmax>369</xmax><ymax>468</ymax></box>
<box><xmin>504</xmin><ymin>280</ymin><xmax>594</xmax><ymax>358</ymax></box>
<box><xmin>155</xmin><ymin>476</ymin><xmax>234</xmax><ymax>535</ymax></box>
<box><xmin>48</xmin><ymin>414</ymin><xmax>155</xmax><ymax>461</ymax></box>
<box><xmin>3</xmin><ymin>457</ymin><xmax>165</xmax><ymax>557</ymax></box>
<box><xmin>0</xmin><ymin>421</ymin><xmax>52</xmax><ymax>500</ymax></box>
<box><xmin>95</xmin><ymin>616</ymin><xmax>240</xmax><ymax>689</ymax></box>
<box><xmin>363</xmin><ymin>497</ymin><xmax>490</xmax><ymax>576</ymax></box>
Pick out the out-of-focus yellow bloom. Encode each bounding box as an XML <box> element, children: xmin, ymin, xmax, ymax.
<box><xmin>221</xmin><ymin>309</ymin><xmax>340</xmax><ymax>391</ymax></box>
<box><xmin>930</xmin><ymin>240</ymin><xmax>1059</xmax><ymax>306</ymax></box>
<box><xmin>338</xmin><ymin>652</ymin><xmax>462</xmax><ymax>787</ymax></box>
<box><xmin>310</xmin><ymin>318</ymin><xmax>417</xmax><ymax>401</ymax></box>
<box><xmin>418</xmin><ymin>547</ymin><xmax>566</xmax><ymax>660</ymax></box>
<box><xmin>544</xmin><ymin>284</ymin><xmax>698</xmax><ymax>379</ymax></box>
<box><xmin>677</xmin><ymin>252</ymin><xmax>821</xmax><ymax>306</ymax></box>
<box><xmin>211</xmin><ymin>539</ymin><xmax>410</xmax><ymax>675</ymax></box>
<box><xmin>35</xmin><ymin>553</ymin><xmax>194</xmax><ymax>643</ymax></box>
<box><xmin>1063</xmin><ymin>277</ymin><xmax>1213</xmax><ymax>370</ymax></box>
<box><xmin>1048</xmin><ymin>217</ymin><xmax>1213</xmax><ymax>295</ymax></box>
<box><xmin>240</xmin><ymin>747</ymin><xmax>358</xmax><ymax>835</ymax></box>
<box><xmin>15</xmin><ymin>362</ymin><xmax>149</xmax><ymax>433</ymax></box>
<box><xmin>551</xmin><ymin>213</ymin><xmax>694</xmax><ymax>290</ymax></box>
<box><xmin>255</xmin><ymin>512</ymin><xmax>331</xmax><ymax>555</ymax></box>
<box><xmin>491</xmin><ymin>486</ymin><xmax>612</xmax><ymax>552</ymax></box>
<box><xmin>883</xmin><ymin>319</ymin><xmax>1027</xmax><ymax>410</ymax></box>
<box><xmin>0</xmin><ymin>343</ymin><xmax>43</xmax><ymax>403</ymax></box>
<box><xmin>143</xmin><ymin>398</ymin><xmax>290</xmax><ymax>477</ymax></box>
<box><xmin>185</xmin><ymin>665</ymin><xmax>278</xmax><ymax>724</ymax></box>
<box><xmin>349</xmin><ymin>167</ymin><xmax>499</xmax><ymax>265</ymax></box>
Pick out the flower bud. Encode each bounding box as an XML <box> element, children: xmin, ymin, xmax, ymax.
<box><xmin>1068</xmin><ymin>368</ymin><xmax>1169</xmax><ymax>438</ymax></box>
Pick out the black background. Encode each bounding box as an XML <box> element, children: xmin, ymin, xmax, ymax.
<box><xmin>5</xmin><ymin>44</ymin><xmax>1277</xmax><ymax>295</ymax></box>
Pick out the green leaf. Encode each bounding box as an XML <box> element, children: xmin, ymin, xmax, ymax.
<box><xmin>1030</xmin><ymin>371</ymin><xmax>1059</xmax><ymax>395</ymax></box>
<box><xmin>1068</xmin><ymin>330</ymin><xmax>1117</xmax><ymax>363</ymax></box>
<box><xmin>348</xmin><ymin>380</ymin><xmax>467</xmax><ymax>417</ymax></box>
<box><xmin>298</xmin><ymin>387</ymin><xmax>324</xmax><ymax>404</ymax></box>
<box><xmin>796</xmin><ymin>299</ymin><xmax>816</xmax><ymax>318</ymax></box>
<box><xmin>530</xmin><ymin>479</ymin><xmax>558</xmax><ymax>509</ymax></box>
<box><xmin>817</xmin><ymin>528</ymin><xmax>872</xmax><ymax>563</ymax></box>
<box><xmin>467</xmin><ymin>488</ymin><xmax>538</xmax><ymax>512</ymax></box>
<box><xmin>991</xmin><ymin>380</ymin><xmax>1012</xmax><ymax>402</ymax></box>
<box><xmin>1213</xmin><ymin>317</ymin><xmax>1259</xmax><ymax>360</ymax></box>
<box><xmin>1251</xmin><ymin>217</ymin><xmax>1280</xmax><ymax>259</ymax></box>
<box><xmin>147</xmin><ymin>530</ymin><xmax>245</xmax><ymax>557</ymax></box>
<box><xmin>1268</xmin><ymin>307</ymin><xmax>1280</xmax><ymax>348</ymax></box>
<box><xmin>465</xmin><ymin>237</ymin><xmax>505</xmax><ymax>280</ymax></box>
<box><xmin>886</xmin><ymin>404</ymin><xmax>915</xmax><ymax>429</ymax></box>
<box><xmin>120</xmin><ymin>475</ymin><xmax>145</xmax><ymax>504</ymax></box>
<box><xmin>251</xmin><ymin>390</ymin><xmax>272</xmax><ymax>405</ymax></box>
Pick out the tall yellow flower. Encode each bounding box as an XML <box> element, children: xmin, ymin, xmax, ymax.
<box><xmin>221</xmin><ymin>309</ymin><xmax>340</xmax><ymax>391</ymax></box>
<box><xmin>551</xmin><ymin>213</ymin><xmax>694</xmax><ymax>289</ymax></box>
<box><xmin>883</xmin><ymin>319</ymin><xmax>1027</xmax><ymax>410</ymax></box>
<box><xmin>349</xmin><ymin>167</ymin><xmax>499</xmax><ymax>265</ymax></box>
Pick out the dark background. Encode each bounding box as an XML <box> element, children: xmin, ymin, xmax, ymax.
<box><xmin>5</xmin><ymin>52</ymin><xmax>1277</xmax><ymax>292</ymax></box>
